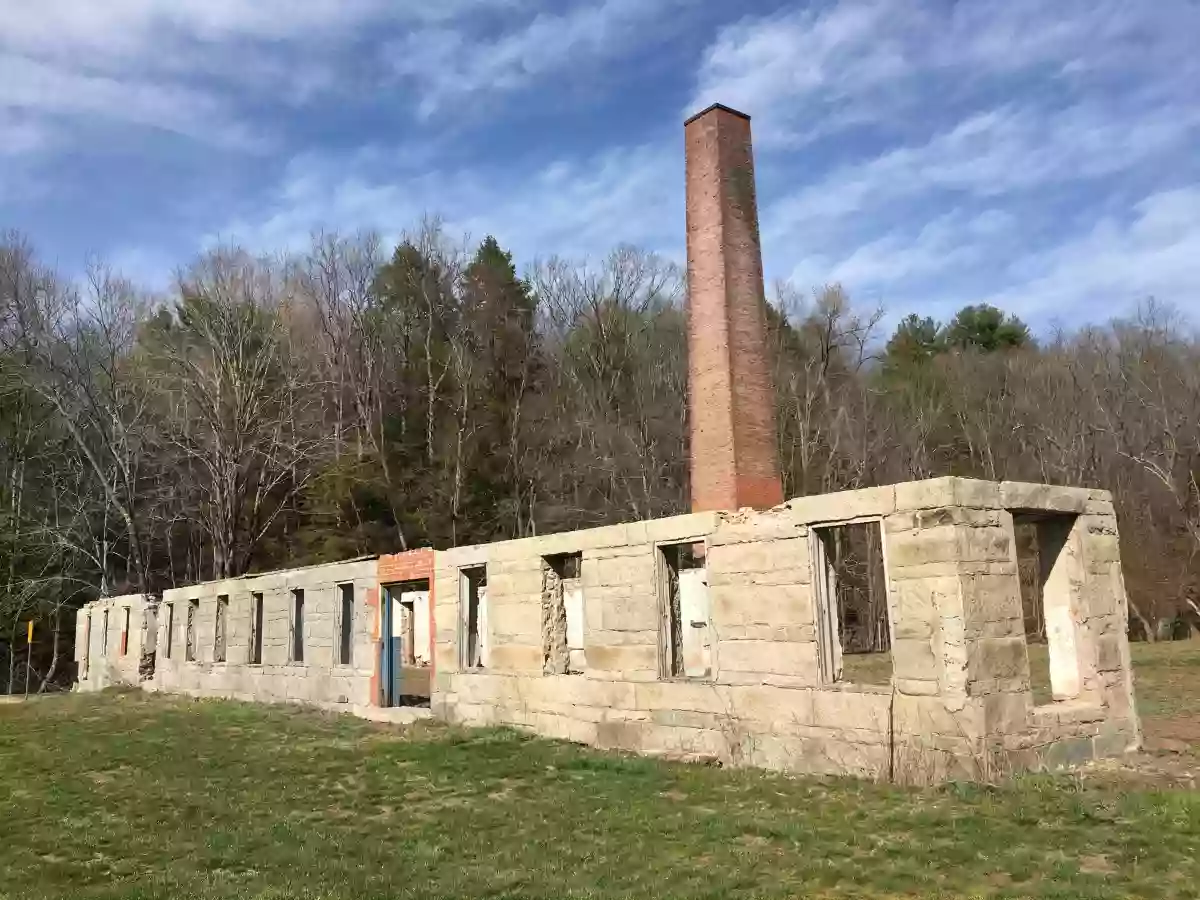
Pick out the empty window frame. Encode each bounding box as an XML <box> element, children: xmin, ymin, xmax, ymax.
<box><xmin>249</xmin><ymin>592</ymin><xmax>264</xmax><ymax>665</ymax></box>
<box><xmin>164</xmin><ymin>603</ymin><xmax>174</xmax><ymax>660</ymax></box>
<box><xmin>101</xmin><ymin>608</ymin><xmax>110</xmax><ymax>655</ymax></box>
<box><xmin>214</xmin><ymin>595</ymin><xmax>228</xmax><ymax>663</ymax></box>
<box><xmin>81</xmin><ymin>614</ymin><xmax>91</xmax><ymax>676</ymax></box>
<box><xmin>459</xmin><ymin>566</ymin><xmax>488</xmax><ymax>670</ymax></box>
<box><xmin>120</xmin><ymin>606</ymin><xmax>131</xmax><ymax>657</ymax></box>
<box><xmin>185</xmin><ymin>599</ymin><xmax>198</xmax><ymax>661</ymax></box>
<box><xmin>543</xmin><ymin>553</ymin><xmax>584</xmax><ymax>675</ymax></box>
<box><xmin>338</xmin><ymin>583</ymin><xmax>355</xmax><ymax>666</ymax></box>
<box><xmin>660</xmin><ymin>542</ymin><xmax>711</xmax><ymax>679</ymax></box>
<box><xmin>812</xmin><ymin>520</ymin><xmax>892</xmax><ymax>686</ymax></box>
<box><xmin>1012</xmin><ymin>512</ymin><xmax>1082</xmax><ymax>704</ymax></box>
<box><xmin>290</xmin><ymin>588</ymin><xmax>305</xmax><ymax>663</ymax></box>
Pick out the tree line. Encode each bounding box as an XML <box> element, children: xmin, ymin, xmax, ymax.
<box><xmin>2</xmin><ymin>223</ymin><xmax>1197</xmax><ymax>691</ymax></box>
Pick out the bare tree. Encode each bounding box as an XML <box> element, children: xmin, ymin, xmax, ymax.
<box><xmin>149</xmin><ymin>248</ymin><xmax>329</xmax><ymax>580</ymax></box>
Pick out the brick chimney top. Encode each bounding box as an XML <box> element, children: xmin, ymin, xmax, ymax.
<box><xmin>684</xmin><ymin>103</ymin><xmax>751</xmax><ymax>127</ymax></box>
<box><xmin>684</xmin><ymin>104</ymin><xmax>783</xmax><ymax>513</ymax></box>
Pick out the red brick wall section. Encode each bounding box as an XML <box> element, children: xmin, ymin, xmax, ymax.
<box><xmin>373</xmin><ymin>549</ymin><xmax>436</xmax><ymax>706</ymax></box>
<box><xmin>685</xmin><ymin>104</ymin><xmax>783</xmax><ymax>512</ymax></box>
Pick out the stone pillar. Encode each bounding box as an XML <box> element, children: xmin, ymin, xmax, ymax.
<box><xmin>685</xmin><ymin>103</ymin><xmax>783</xmax><ymax>513</ymax></box>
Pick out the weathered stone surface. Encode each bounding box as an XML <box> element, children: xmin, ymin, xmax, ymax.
<box><xmin>887</xmin><ymin>526</ymin><xmax>960</xmax><ymax>568</ymax></box>
<box><xmin>968</xmin><ymin>637</ymin><xmax>1030</xmax><ymax>682</ymax></box>
<box><xmin>785</xmin><ymin>485</ymin><xmax>896</xmax><ymax>523</ymax></box>
<box><xmin>88</xmin><ymin>473</ymin><xmax>1137</xmax><ymax>785</ymax></box>
<box><xmin>1000</xmin><ymin>481</ymin><xmax>1089</xmax><ymax>513</ymax></box>
<box><xmin>717</xmin><ymin>639</ymin><xmax>818</xmax><ymax>677</ymax></box>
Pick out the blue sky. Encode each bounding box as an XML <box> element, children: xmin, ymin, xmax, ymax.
<box><xmin>2</xmin><ymin>0</ymin><xmax>1198</xmax><ymax>329</ymax></box>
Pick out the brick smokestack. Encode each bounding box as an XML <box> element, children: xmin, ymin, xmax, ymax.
<box><xmin>685</xmin><ymin>103</ymin><xmax>783</xmax><ymax>513</ymax></box>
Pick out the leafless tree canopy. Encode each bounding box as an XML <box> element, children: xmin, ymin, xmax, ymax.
<box><xmin>1</xmin><ymin>226</ymin><xmax>1197</xmax><ymax>691</ymax></box>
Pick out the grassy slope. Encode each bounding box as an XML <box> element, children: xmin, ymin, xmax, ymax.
<box><xmin>0</xmin><ymin>644</ymin><xmax>1197</xmax><ymax>900</ymax></box>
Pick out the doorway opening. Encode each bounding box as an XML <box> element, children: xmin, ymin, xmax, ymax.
<box><xmin>381</xmin><ymin>580</ymin><xmax>432</xmax><ymax>707</ymax></box>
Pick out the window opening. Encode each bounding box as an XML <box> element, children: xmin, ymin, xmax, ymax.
<box><xmin>1013</xmin><ymin>512</ymin><xmax>1082</xmax><ymax>704</ymax></box>
<box><xmin>290</xmin><ymin>588</ymin><xmax>305</xmax><ymax>663</ymax></box>
<box><xmin>214</xmin><ymin>595</ymin><xmax>228</xmax><ymax>663</ymax></box>
<box><xmin>185</xmin><ymin>600</ymin><xmax>198</xmax><ymax>661</ymax></box>
<box><xmin>543</xmin><ymin>553</ymin><xmax>584</xmax><ymax>674</ymax></box>
<box><xmin>338</xmin><ymin>583</ymin><xmax>354</xmax><ymax>666</ymax></box>
<box><xmin>460</xmin><ymin>567</ymin><xmax>488</xmax><ymax>669</ymax></box>
<box><xmin>813</xmin><ymin>521</ymin><xmax>892</xmax><ymax>685</ymax></box>
<box><xmin>249</xmin><ymin>593</ymin><xmax>264</xmax><ymax>664</ymax></box>
<box><xmin>661</xmin><ymin>542</ymin><xmax>710</xmax><ymax>678</ymax></box>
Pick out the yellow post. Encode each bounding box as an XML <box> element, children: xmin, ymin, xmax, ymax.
<box><xmin>24</xmin><ymin>620</ymin><xmax>33</xmax><ymax>698</ymax></box>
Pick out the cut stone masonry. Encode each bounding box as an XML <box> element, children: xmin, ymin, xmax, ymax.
<box><xmin>74</xmin><ymin>477</ymin><xmax>1140</xmax><ymax>780</ymax></box>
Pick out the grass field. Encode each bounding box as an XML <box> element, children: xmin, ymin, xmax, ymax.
<box><xmin>1</xmin><ymin>643</ymin><xmax>1198</xmax><ymax>900</ymax></box>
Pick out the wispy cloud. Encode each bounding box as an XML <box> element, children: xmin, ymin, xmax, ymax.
<box><xmin>987</xmin><ymin>188</ymin><xmax>1200</xmax><ymax>321</ymax></box>
<box><xmin>693</xmin><ymin>0</ymin><xmax>1200</xmax><ymax>146</ymax></box>
<box><xmin>0</xmin><ymin>0</ymin><xmax>532</xmax><ymax>154</ymax></box>
<box><xmin>4</xmin><ymin>1</ymin><xmax>1198</xmax><ymax>330</ymax></box>
<box><xmin>213</xmin><ymin>140</ymin><xmax>678</xmax><ymax>266</ymax></box>
<box><xmin>695</xmin><ymin>0</ymin><xmax>1200</xmax><ymax>324</ymax></box>
<box><xmin>388</xmin><ymin>0</ymin><xmax>688</xmax><ymax>117</ymax></box>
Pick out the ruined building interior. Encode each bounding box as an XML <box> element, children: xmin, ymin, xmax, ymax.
<box><xmin>74</xmin><ymin>105</ymin><xmax>1140</xmax><ymax>781</ymax></box>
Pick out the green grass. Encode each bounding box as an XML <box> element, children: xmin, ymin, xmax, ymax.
<box><xmin>1</xmin><ymin>645</ymin><xmax>1198</xmax><ymax>900</ymax></box>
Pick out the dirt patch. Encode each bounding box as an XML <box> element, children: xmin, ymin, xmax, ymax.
<box><xmin>1143</xmin><ymin>713</ymin><xmax>1200</xmax><ymax>746</ymax></box>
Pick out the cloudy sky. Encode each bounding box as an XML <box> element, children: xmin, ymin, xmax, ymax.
<box><xmin>2</xmin><ymin>0</ymin><xmax>1198</xmax><ymax>328</ymax></box>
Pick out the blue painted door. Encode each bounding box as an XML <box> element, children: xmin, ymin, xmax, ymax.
<box><xmin>380</xmin><ymin>588</ymin><xmax>405</xmax><ymax>707</ymax></box>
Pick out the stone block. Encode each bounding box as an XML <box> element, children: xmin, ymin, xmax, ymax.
<box><xmin>893</xmin><ymin>694</ymin><xmax>980</xmax><ymax>739</ymax></box>
<box><xmin>1000</xmin><ymin>482</ymin><xmax>1088</xmax><ymax>513</ymax></box>
<box><xmin>645</xmin><ymin>513</ymin><xmax>720</xmax><ymax>543</ymax></box>
<box><xmin>709</xmin><ymin>515</ymin><xmax>804</xmax><ymax>546</ymax></box>
<box><xmin>711</xmin><ymin>582</ymin><xmax>812</xmax><ymax>627</ymax></box>
<box><xmin>891</xmin><ymin>577</ymin><xmax>957</xmax><ymax>640</ymax></box>
<box><xmin>487</xmin><ymin>644</ymin><xmax>543</xmax><ymax>673</ymax></box>
<box><xmin>891</xmin><ymin>637</ymin><xmax>939</xmax><ymax>682</ymax></box>
<box><xmin>1094</xmin><ymin>634</ymin><xmax>1124</xmax><ymax>672</ymax></box>
<box><xmin>961</xmin><ymin>573</ymin><xmax>1023</xmax><ymax>631</ymax></box>
<box><xmin>916</xmin><ymin>507</ymin><xmax>1001</xmax><ymax>529</ymax></box>
<box><xmin>489</xmin><ymin>601</ymin><xmax>542</xmax><ymax>639</ymax></box>
<box><xmin>488</xmin><ymin>569</ymin><xmax>545</xmax><ymax>598</ymax></box>
<box><xmin>708</xmin><ymin>542</ymin><xmax>779</xmax><ymax>575</ymax></box>
<box><xmin>812</xmin><ymin>689</ymin><xmax>890</xmax><ymax>732</ymax></box>
<box><xmin>785</xmin><ymin>485</ymin><xmax>897</xmax><ymax>523</ymax></box>
<box><xmin>601</xmin><ymin>590</ymin><xmax>659</xmax><ymax>632</ymax></box>
<box><xmin>634</xmin><ymin>681</ymin><xmax>728</xmax><ymax>713</ymax></box>
<box><xmin>895</xmin><ymin>478</ymin><xmax>957</xmax><ymax>510</ymax></box>
<box><xmin>718</xmin><ymin>624</ymin><xmax>816</xmax><ymax>642</ymax></box>
<box><xmin>959</xmin><ymin>525</ymin><xmax>1014</xmax><ymax>563</ymax></box>
<box><xmin>884</xmin><ymin>512</ymin><xmax>917</xmax><ymax>533</ymax></box>
<box><xmin>595</xmin><ymin>720</ymin><xmax>645</xmax><ymax>751</ymax></box>
<box><xmin>718</xmin><ymin>670</ymin><xmax>820</xmax><ymax>689</ymax></box>
<box><xmin>887</xmin><ymin>526</ymin><xmax>960</xmax><ymax>568</ymax></box>
<box><xmin>982</xmin><ymin>691</ymin><xmax>1031</xmax><ymax>734</ymax></box>
<box><xmin>650</xmin><ymin>708</ymin><xmax>725</xmax><ymax>730</ymax></box>
<box><xmin>636</xmin><ymin>723</ymin><xmax>728</xmax><ymax>758</ymax></box>
<box><xmin>751</xmin><ymin>566</ymin><xmax>812</xmax><ymax>586</ymax></box>
<box><xmin>717</xmin><ymin>639</ymin><xmax>818</xmax><ymax>677</ymax></box>
<box><xmin>1040</xmin><ymin>736</ymin><xmax>1094</xmax><ymax>770</ymax></box>
<box><xmin>584</xmin><ymin>643</ymin><xmax>659</xmax><ymax>675</ymax></box>
<box><xmin>968</xmin><ymin>637</ymin><xmax>1030</xmax><ymax>682</ymax></box>
<box><xmin>726</xmin><ymin>684</ymin><xmax>815</xmax><ymax>726</ymax></box>
<box><xmin>1093</xmin><ymin>725</ymin><xmax>1135</xmax><ymax>759</ymax></box>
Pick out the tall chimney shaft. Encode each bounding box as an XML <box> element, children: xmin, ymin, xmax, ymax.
<box><xmin>685</xmin><ymin>103</ymin><xmax>783</xmax><ymax>512</ymax></box>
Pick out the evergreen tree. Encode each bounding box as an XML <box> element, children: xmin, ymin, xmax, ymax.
<box><xmin>943</xmin><ymin>304</ymin><xmax>1031</xmax><ymax>352</ymax></box>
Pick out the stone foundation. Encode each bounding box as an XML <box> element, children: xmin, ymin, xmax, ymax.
<box><xmin>74</xmin><ymin>477</ymin><xmax>1140</xmax><ymax>782</ymax></box>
